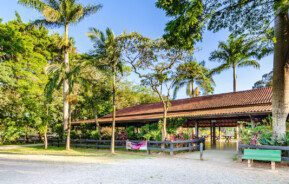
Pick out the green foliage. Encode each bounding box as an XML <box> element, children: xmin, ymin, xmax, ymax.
<box><xmin>173</xmin><ymin>61</ymin><xmax>214</xmax><ymax>98</ymax></box>
<box><xmin>167</xmin><ymin>118</ymin><xmax>185</xmax><ymax>134</ymax></box>
<box><xmin>18</xmin><ymin>0</ymin><xmax>102</xmax><ymax>28</ymax></box>
<box><xmin>0</xmin><ymin>15</ymin><xmax>63</xmax><ymax>144</ymax></box>
<box><xmin>139</xmin><ymin>123</ymin><xmax>162</xmax><ymax>141</ymax></box>
<box><xmin>210</xmin><ymin>35</ymin><xmax>267</xmax><ymax>74</ymax></box>
<box><xmin>156</xmin><ymin>0</ymin><xmax>274</xmax><ymax>51</ymax></box>
<box><xmin>155</xmin><ymin>0</ymin><xmax>204</xmax><ymax>50</ymax></box>
<box><xmin>125</xmin><ymin>126</ymin><xmax>138</xmax><ymax>140</ymax></box>
<box><xmin>239</xmin><ymin>119</ymin><xmax>289</xmax><ymax>146</ymax></box>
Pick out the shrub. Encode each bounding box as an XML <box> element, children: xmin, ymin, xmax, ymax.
<box><xmin>239</xmin><ymin>120</ymin><xmax>289</xmax><ymax>146</ymax></box>
<box><xmin>125</xmin><ymin>126</ymin><xmax>138</xmax><ymax>139</ymax></box>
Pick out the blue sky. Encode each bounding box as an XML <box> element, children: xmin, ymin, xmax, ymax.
<box><xmin>1</xmin><ymin>0</ymin><xmax>273</xmax><ymax>99</ymax></box>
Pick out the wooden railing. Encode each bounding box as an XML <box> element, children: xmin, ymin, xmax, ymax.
<box><xmin>238</xmin><ymin>143</ymin><xmax>289</xmax><ymax>162</ymax></box>
<box><xmin>49</xmin><ymin>138</ymin><xmax>205</xmax><ymax>156</ymax></box>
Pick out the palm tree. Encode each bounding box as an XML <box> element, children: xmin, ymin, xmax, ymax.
<box><xmin>209</xmin><ymin>35</ymin><xmax>260</xmax><ymax>92</ymax></box>
<box><xmin>173</xmin><ymin>61</ymin><xmax>214</xmax><ymax>99</ymax></box>
<box><xmin>87</xmin><ymin>28</ymin><xmax>123</xmax><ymax>154</ymax></box>
<box><xmin>19</xmin><ymin>0</ymin><xmax>101</xmax><ymax>149</ymax></box>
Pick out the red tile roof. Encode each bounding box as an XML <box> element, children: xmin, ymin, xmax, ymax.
<box><xmin>73</xmin><ymin>88</ymin><xmax>272</xmax><ymax>124</ymax></box>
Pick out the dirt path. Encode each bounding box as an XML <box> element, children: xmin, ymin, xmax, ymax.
<box><xmin>0</xmin><ymin>149</ymin><xmax>289</xmax><ymax>184</ymax></box>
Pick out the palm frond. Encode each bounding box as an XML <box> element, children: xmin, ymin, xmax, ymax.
<box><xmin>238</xmin><ymin>59</ymin><xmax>260</xmax><ymax>69</ymax></box>
<box><xmin>31</xmin><ymin>19</ymin><xmax>63</xmax><ymax>28</ymax></box>
<box><xmin>210</xmin><ymin>63</ymin><xmax>230</xmax><ymax>75</ymax></box>
<box><xmin>43</xmin><ymin>5</ymin><xmax>61</xmax><ymax>22</ymax></box>
<box><xmin>18</xmin><ymin>0</ymin><xmax>46</xmax><ymax>12</ymax></box>
<box><xmin>76</xmin><ymin>4</ymin><xmax>102</xmax><ymax>23</ymax></box>
<box><xmin>45</xmin><ymin>0</ymin><xmax>59</xmax><ymax>10</ymax></box>
<box><xmin>45</xmin><ymin>63</ymin><xmax>61</xmax><ymax>74</ymax></box>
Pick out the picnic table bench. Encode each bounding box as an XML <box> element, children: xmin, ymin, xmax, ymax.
<box><xmin>243</xmin><ymin>149</ymin><xmax>281</xmax><ymax>170</ymax></box>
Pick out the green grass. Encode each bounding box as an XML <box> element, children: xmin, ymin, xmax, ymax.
<box><xmin>0</xmin><ymin>145</ymin><xmax>152</xmax><ymax>159</ymax></box>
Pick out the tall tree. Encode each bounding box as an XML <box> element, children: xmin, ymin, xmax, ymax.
<box><xmin>173</xmin><ymin>60</ymin><xmax>214</xmax><ymax>99</ymax></box>
<box><xmin>19</xmin><ymin>0</ymin><xmax>102</xmax><ymax>149</ymax></box>
<box><xmin>87</xmin><ymin>28</ymin><xmax>123</xmax><ymax>154</ymax></box>
<box><xmin>0</xmin><ymin>14</ymin><xmax>63</xmax><ymax>146</ymax></box>
<box><xmin>121</xmin><ymin>35</ymin><xmax>188</xmax><ymax>141</ymax></box>
<box><xmin>156</xmin><ymin>0</ymin><xmax>289</xmax><ymax>139</ymax></box>
<box><xmin>209</xmin><ymin>35</ymin><xmax>261</xmax><ymax>92</ymax></box>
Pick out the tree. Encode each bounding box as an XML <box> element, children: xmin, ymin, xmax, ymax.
<box><xmin>209</xmin><ymin>35</ymin><xmax>261</xmax><ymax>92</ymax></box>
<box><xmin>0</xmin><ymin>14</ymin><xmax>63</xmax><ymax>146</ymax></box>
<box><xmin>253</xmin><ymin>71</ymin><xmax>273</xmax><ymax>89</ymax></box>
<box><xmin>87</xmin><ymin>28</ymin><xmax>123</xmax><ymax>154</ymax></box>
<box><xmin>19</xmin><ymin>0</ymin><xmax>102</xmax><ymax>149</ymax></box>
<box><xmin>121</xmin><ymin>35</ymin><xmax>188</xmax><ymax>141</ymax></box>
<box><xmin>45</xmin><ymin>53</ymin><xmax>86</xmax><ymax>150</ymax></box>
<box><xmin>156</xmin><ymin>0</ymin><xmax>289</xmax><ymax>139</ymax></box>
<box><xmin>173</xmin><ymin>60</ymin><xmax>214</xmax><ymax>99</ymax></box>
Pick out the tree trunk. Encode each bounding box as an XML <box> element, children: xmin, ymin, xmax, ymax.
<box><xmin>94</xmin><ymin>112</ymin><xmax>101</xmax><ymax>140</ymax></box>
<box><xmin>111</xmin><ymin>68</ymin><xmax>116</xmax><ymax>154</ymax></box>
<box><xmin>191</xmin><ymin>81</ymin><xmax>194</xmax><ymax>97</ymax></box>
<box><xmin>63</xmin><ymin>24</ymin><xmax>70</xmax><ymax>131</ymax></box>
<box><xmin>272</xmin><ymin>12</ymin><xmax>289</xmax><ymax>139</ymax></box>
<box><xmin>66</xmin><ymin>105</ymin><xmax>71</xmax><ymax>150</ymax></box>
<box><xmin>162</xmin><ymin>104</ymin><xmax>168</xmax><ymax>141</ymax></box>
<box><xmin>44</xmin><ymin>129</ymin><xmax>48</xmax><ymax>150</ymax></box>
<box><xmin>233</xmin><ymin>65</ymin><xmax>237</xmax><ymax>92</ymax></box>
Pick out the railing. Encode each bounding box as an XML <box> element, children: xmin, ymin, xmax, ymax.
<box><xmin>238</xmin><ymin>143</ymin><xmax>289</xmax><ymax>162</ymax></box>
<box><xmin>147</xmin><ymin>139</ymin><xmax>205</xmax><ymax>156</ymax></box>
<box><xmin>49</xmin><ymin>138</ymin><xmax>205</xmax><ymax>156</ymax></box>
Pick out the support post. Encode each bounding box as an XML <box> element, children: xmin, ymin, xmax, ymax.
<box><xmin>271</xmin><ymin>161</ymin><xmax>276</xmax><ymax>170</ymax></box>
<box><xmin>212</xmin><ymin>122</ymin><xmax>216</xmax><ymax>146</ymax></box>
<box><xmin>170</xmin><ymin>141</ymin><xmax>174</xmax><ymax>156</ymax></box>
<box><xmin>210</xmin><ymin>126</ymin><xmax>212</xmax><ymax>142</ymax></box>
<box><xmin>189</xmin><ymin>141</ymin><xmax>192</xmax><ymax>151</ymax></box>
<box><xmin>147</xmin><ymin>141</ymin><xmax>151</xmax><ymax>155</ymax></box>
<box><xmin>248</xmin><ymin>159</ymin><xmax>252</xmax><ymax>168</ymax></box>
<box><xmin>200</xmin><ymin>142</ymin><xmax>204</xmax><ymax>160</ymax></box>
<box><xmin>236</xmin><ymin>125</ymin><xmax>240</xmax><ymax>152</ymax></box>
<box><xmin>195</xmin><ymin>122</ymin><xmax>199</xmax><ymax>137</ymax></box>
<box><xmin>219</xmin><ymin>126</ymin><xmax>221</xmax><ymax>140</ymax></box>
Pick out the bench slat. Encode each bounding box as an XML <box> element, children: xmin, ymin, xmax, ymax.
<box><xmin>243</xmin><ymin>149</ymin><xmax>281</xmax><ymax>162</ymax></box>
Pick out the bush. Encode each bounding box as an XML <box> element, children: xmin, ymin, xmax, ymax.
<box><xmin>139</xmin><ymin>123</ymin><xmax>162</xmax><ymax>141</ymax></box>
<box><xmin>125</xmin><ymin>126</ymin><xmax>138</xmax><ymax>139</ymax></box>
<box><xmin>239</xmin><ymin>120</ymin><xmax>289</xmax><ymax>146</ymax></box>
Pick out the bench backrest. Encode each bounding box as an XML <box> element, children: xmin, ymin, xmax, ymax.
<box><xmin>243</xmin><ymin>149</ymin><xmax>281</xmax><ymax>162</ymax></box>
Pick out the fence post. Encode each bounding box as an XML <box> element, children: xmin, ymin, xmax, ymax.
<box><xmin>96</xmin><ymin>140</ymin><xmax>99</xmax><ymax>149</ymax></box>
<box><xmin>200</xmin><ymin>142</ymin><xmax>204</xmax><ymax>160</ymax></box>
<box><xmin>237</xmin><ymin>142</ymin><xmax>243</xmax><ymax>162</ymax></box>
<box><xmin>189</xmin><ymin>141</ymin><xmax>192</xmax><ymax>152</ymax></box>
<box><xmin>147</xmin><ymin>141</ymin><xmax>151</xmax><ymax>155</ymax></box>
<box><xmin>170</xmin><ymin>141</ymin><xmax>174</xmax><ymax>156</ymax></box>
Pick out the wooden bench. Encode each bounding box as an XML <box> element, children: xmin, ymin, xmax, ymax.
<box><xmin>243</xmin><ymin>149</ymin><xmax>281</xmax><ymax>170</ymax></box>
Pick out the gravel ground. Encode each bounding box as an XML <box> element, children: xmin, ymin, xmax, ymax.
<box><xmin>0</xmin><ymin>150</ymin><xmax>288</xmax><ymax>184</ymax></box>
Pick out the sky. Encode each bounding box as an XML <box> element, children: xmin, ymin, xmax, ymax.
<box><xmin>0</xmin><ymin>0</ymin><xmax>273</xmax><ymax>99</ymax></box>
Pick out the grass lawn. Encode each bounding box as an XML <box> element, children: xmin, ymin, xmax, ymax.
<box><xmin>0</xmin><ymin>145</ymin><xmax>152</xmax><ymax>159</ymax></box>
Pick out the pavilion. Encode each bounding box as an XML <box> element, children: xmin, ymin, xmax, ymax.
<box><xmin>72</xmin><ymin>87</ymin><xmax>272</xmax><ymax>146</ymax></box>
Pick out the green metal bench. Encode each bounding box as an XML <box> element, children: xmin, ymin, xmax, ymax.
<box><xmin>243</xmin><ymin>149</ymin><xmax>281</xmax><ymax>170</ymax></box>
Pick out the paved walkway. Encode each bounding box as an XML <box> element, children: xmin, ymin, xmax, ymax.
<box><xmin>0</xmin><ymin>149</ymin><xmax>288</xmax><ymax>184</ymax></box>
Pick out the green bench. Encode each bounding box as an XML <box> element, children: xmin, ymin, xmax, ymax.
<box><xmin>243</xmin><ymin>149</ymin><xmax>281</xmax><ymax>170</ymax></box>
